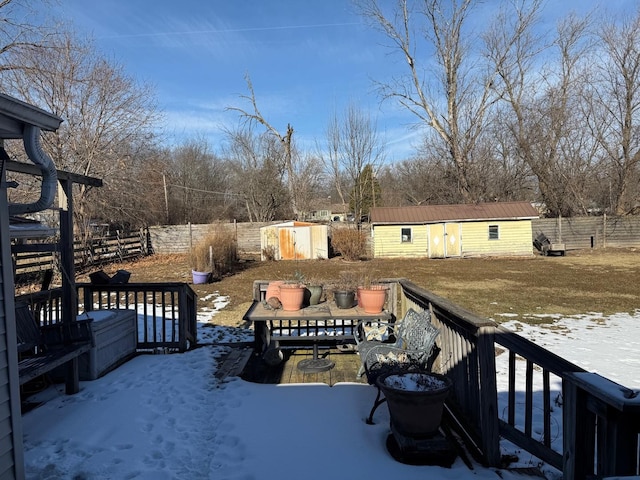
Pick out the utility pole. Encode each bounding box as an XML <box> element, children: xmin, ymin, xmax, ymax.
<box><xmin>163</xmin><ymin>173</ymin><xmax>169</xmax><ymax>223</ymax></box>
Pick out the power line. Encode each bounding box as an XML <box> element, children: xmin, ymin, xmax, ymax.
<box><xmin>165</xmin><ymin>182</ymin><xmax>244</xmax><ymax>197</ymax></box>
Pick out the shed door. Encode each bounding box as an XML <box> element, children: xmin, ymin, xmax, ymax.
<box><xmin>445</xmin><ymin>223</ymin><xmax>461</xmax><ymax>257</ymax></box>
<box><xmin>278</xmin><ymin>227</ymin><xmax>311</xmax><ymax>260</ymax></box>
<box><xmin>428</xmin><ymin>224</ymin><xmax>445</xmax><ymax>258</ymax></box>
<box><xmin>429</xmin><ymin>223</ymin><xmax>461</xmax><ymax>258</ymax></box>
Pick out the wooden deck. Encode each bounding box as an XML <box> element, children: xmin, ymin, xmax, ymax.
<box><xmin>240</xmin><ymin>347</ymin><xmax>368</xmax><ymax>386</ymax></box>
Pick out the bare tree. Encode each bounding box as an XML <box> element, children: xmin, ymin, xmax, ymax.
<box><xmin>165</xmin><ymin>138</ymin><xmax>229</xmax><ymax>224</ymax></box>
<box><xmin>224</xmin><ymin>127</ymin><xmax>291</xmax><ymax>222</ymax></box>
<box><xmin>1</xmin><ymin>31</ymin><xmax>160</xmax><ymax>233</ymax></box>
<box><xmin>357</xmin><ymin>0</ymin><xmax>541</xmax><ymax>203</ymax></box>
<box><xmin>584</xmin><ymin>7</ymin><xmax>640</xmax><ymax>215</ymax></box>
<box><xmin>319</xmin><ymin>104</ymin><xmax>384</xmax><ymax>222</ymax></box>
<box><xmin>293</xmin><ymin>152</ymin><xmax>326</xmax><ymax>219</ymax></box>
<box><xmin>485</xmin><ymin>4</ymin><xmax>597</xmax><ymax>216</ymax></box>
<box><xmin>0</xmin><ymin>0</ymin><xmax>59</xmax><ymax>72</ymax></box>
<box><xmin>227</xmin><ymin>75</ymin><xmax>300</xmax><ymax>217</ymax></box>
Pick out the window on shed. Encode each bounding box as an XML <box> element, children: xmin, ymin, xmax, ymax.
<box><xmin>401</xmin><ymin>228</ymin><xmax>412</xmax><ymax>243</ymax></box>
<box><xmin>489</xmin><ymin>224</ymin><xmax>499</xmax><ymax>240</ymax></box>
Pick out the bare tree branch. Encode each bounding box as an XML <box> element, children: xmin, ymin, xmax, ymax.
<box><xmin>226</xmin><ymin>74</ymin><xmax>299</xmax><ymax>217</ymax></box>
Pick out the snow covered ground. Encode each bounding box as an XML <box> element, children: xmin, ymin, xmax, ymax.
<box><xmin>20</xmin><ymin>294</ymin><xmax>640</xmax><ymax>479</ymax></box>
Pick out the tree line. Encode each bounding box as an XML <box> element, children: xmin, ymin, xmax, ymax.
<box><xmin>2</xmin><ymin>0</ymin><xmax>640</xmax><ymax>234</ymax></box>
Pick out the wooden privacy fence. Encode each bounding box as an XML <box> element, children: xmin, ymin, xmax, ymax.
<box><xmin>14</xmin><ymin>282</ymin><xmax>197</xmax><ymax>352</ymax></box>
<box><xmin>533</xmin><ymin>215</ymin><xmax>640</xmax><ymax>250</ymax></box>
<box><xmin>398</xmin><ymin>279</ymin><xmax>640</xmax><ymax>478</ymax></box>
<box><xmin>13</xmin><ymin>229</ymin><xmax>149</xmax><ymax>283</ymax></box>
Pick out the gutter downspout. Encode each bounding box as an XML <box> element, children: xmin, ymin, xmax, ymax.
<box><xmin>8</xmin><ymin>124</ymin><xmax>57</xmax><ymax>215</ymax></box>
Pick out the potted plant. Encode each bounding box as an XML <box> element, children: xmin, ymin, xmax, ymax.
<box><xmin>357</xmin><ymin>275</ymin><xmax>388</xmax><ymax>314</ymax></box>
<box><xmin>188</xmin><ymin>228</ymin><xmax>238</xmax><ymax>285</ymax></box>
<box><xmin>304</xmin><ymin>276</ymin><xmax>324</xmax><ymax>306</ymax></box>
<box><xmin>376</xmin><ymin>370</ymin><xmax>452</xmax><ymax>439</ymax></box>
<box><xmin>265</xmin><ymin>280</ymin><xmax>285</xmax><ymax>301</ymax></box>
<box><xmin>189</xmin><ymin>238</ymin><xmax>212</xmax><ymax>284</ymax></box>
<box><xmin>332</xmin><ymin>271</ymin><xmax>357</xmax><ymax>309</ymax></box>
<box><xmin>279</xmin><ymin>271</ymin><xmax>306</xmax><ymax>311</ymax></box>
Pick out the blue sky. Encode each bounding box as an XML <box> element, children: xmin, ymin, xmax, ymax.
<box><xmin>57</xmin><ymin>0</ymin><xmax>633</xmax><ymax>162</ymax></box>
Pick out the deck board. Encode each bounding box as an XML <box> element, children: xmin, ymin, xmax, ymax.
<box><xmin>240</xmin><ymin>347</ymin><xmax>367</xmax><ymax>386</ymax></box>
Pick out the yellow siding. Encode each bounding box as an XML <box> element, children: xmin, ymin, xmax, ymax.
<box><xmin>460</xmin><ymin>220</ymin><xmax>533</xmax><ymax>256</ymax></box>
<box><xmin>374</xmin><ymin>220</ymin><xmax>534</xmax><ymax>258</ymax></box>
<box><xmin>373</xmin><ymin>225</ymin><xmax>428</xmax><ymax>257</ymax></box>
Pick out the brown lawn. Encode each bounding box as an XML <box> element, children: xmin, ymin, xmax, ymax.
<box><xmin>81</xmin><ymin>247</ymin><xmax>640</xmax><ymax>327</ymax></box>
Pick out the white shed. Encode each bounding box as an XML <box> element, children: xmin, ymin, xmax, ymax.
<box><xmin>260</xmin><ymin>221</ymin><xmax>328</xmax><ymax>260</ymax></box>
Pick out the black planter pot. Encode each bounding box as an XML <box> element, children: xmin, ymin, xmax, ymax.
<box><xmin>333</xmin><ymin>289</ymin><xmax>356</xmax><ymax>309</ymax></box>
<box><xmin>376</xmin><ymin>371</ymin><xmax>453</xmax><ymax>439</ymax></box>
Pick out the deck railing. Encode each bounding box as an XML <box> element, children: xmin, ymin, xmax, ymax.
<box><xmin>15</xmin><ymin>282</ymin><xmax>198</xmax><ymax>352</ymax></box>
<box><xmin>398</xmin><ymin>278</ymin><xmax>640</xmax><ymax>479</ymax></box>
<box><xmin>16</xmin><ymin>278</ymin><xmax>640</xmax><ymax>477</ymax></box>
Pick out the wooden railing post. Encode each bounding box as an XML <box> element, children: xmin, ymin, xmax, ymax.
<box><xmin>561</xmin><ymin>379</ymin><xmax>588</xmax><ymax>479</ymax></box>
<box><xmin>82</xmin><ymin>286</ymin><xmax>93</xmax><ymax>312</ymax></box>
<box><xmin>564</xmin><ymin>372</ymin><xmax>640</xmax><ymax>478</ymax></box>
<box><xmin>477</xmin><ymin>325</ymin><xmax>501</xmax><ymax>466</ymax></box>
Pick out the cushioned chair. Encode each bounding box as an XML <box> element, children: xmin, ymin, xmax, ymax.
<box><xmin>354</xmin><ymin>308</ymin><xmax>440</xmax><ymax>423</ymax></box>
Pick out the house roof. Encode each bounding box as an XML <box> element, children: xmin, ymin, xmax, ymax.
<box><xmin>370</xmin><ymin>201</ymin><xmax>539</xmax><ymax>224</ymax></box>
<box><xmin>0</xmin><ymin>93</ymin><xmax>63</xmax><ymax>139</ymax></box>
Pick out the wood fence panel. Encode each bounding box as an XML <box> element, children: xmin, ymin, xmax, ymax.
<box><xmin>13</xmin><ymin>230</ymin><xmax>146</xmax><ymax>283</ymax></box>
<box><xmin>533</xmin><ymin>216</ymin><xmax>640</xmax><ymax>250</ymax></box>
<box><xmin>148</xmin><ymin>222</ymin><xmax>279</xmax><ymax>254</ymax></box>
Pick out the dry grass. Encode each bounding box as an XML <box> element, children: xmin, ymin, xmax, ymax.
<box><xmin>83</xmin><ymin>248</ymin><xmax>640</xmax><ymax>328</ymax></box>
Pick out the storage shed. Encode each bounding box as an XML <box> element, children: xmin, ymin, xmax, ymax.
<box><xmin>260</xmin><ymin>221</ymin><xmax>329</xmax><ymax>260</ymax></box>
<box><xmin>370</xmin><ymin>202</ymin><xmax>539</xmax><ymax>258</ymax></box>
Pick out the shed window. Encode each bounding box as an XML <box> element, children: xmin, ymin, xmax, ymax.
<box><xmin>489</xmin><ymin>224</ymin><xmax>499</xmax><ymax>240</ymax></box>
<box><xmin>401</xmin><ymin>228</ymin><xmax>412</xmax><ymax>243</ymax></box>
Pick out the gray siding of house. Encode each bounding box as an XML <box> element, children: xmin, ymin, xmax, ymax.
<box><xmin>1</xmin><ymin>170</ymin><xmax>23</xmax><ymax>480</ymax></box>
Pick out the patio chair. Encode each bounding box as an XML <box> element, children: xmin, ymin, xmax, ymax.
<box><xmin>354</xmin><ymin>308</ymin><xmax>440</xmax><ymax>423</ymax></box>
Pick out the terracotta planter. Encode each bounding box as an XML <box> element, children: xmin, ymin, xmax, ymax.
<box><xmin>266</xmin><ymin>280</ymin><xmax>285</xmax><ymax>301</ymax></box>
<box><xmin>357</xmin><ymin>285</ymin><xmax>388</xmax><ymax>313</ymax></box>
<box><xmin>279</xmin><ymin>283</ymin><xmax>305</xmax><ymax>311</ymax></box>
<box><xmin>376</xmin><ymin>371</ymin><xmax>452</xmax><ymax>439</ymax></box>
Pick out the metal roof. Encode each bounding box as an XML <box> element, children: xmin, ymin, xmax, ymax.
<box><xmin>370</xmin><ymin>202</ymin><xmax>539</xmax><ymax>224</ymax></box>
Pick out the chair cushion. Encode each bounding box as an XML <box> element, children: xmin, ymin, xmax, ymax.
<box><xmin>363</xmin><ymin>323</ymin><xmax>389</xmax><ymax>341</ymax></box>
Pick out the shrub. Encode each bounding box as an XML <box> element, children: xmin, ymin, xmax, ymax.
<box><xmin>262</xmin><ymin>245</ymin><xmax>277</xmax><ymax>261</ymax></box>
<box><xmin>330</xmin><ymin>228</ymin><xmax>368</xmax><ymax>261</ymax></box>
<box><xmin>189</xmin><ymin>227</ymin><xmax>238</xmax><ymax>279</ymax></box>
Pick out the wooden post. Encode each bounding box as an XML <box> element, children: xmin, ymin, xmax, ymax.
<box><xmin>477</xmin><ymin>325</ymin><xmax>502</xmax><ymax>466</ymax></box>
<box><xmin>59</xmin><ymin>178</ymin><xmax>81</xmax><ymax>395</ymax></box>
<box><xmin>163</xmin><ymin>173</ymin><xmax>169</xmax><ymax>223</ymax></box>
<box><xmin>558</xmin><ymin>213</ymin><xmax>562</xmax><ymax>243</ymax></box>
<box><xmin>563</xmin><ymin>379</ymin><xmax>595</xmax><ymax>479</ymax></box>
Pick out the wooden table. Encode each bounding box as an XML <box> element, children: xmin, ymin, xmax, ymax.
<box><xmin>243</xmin><ymin>301</ymin><xmax>392</xmax><ymax>372</ymax></box>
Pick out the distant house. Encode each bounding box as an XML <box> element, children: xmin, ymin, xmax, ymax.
<box><xmin>298</xmin><ymin>198</ymin><xmax>335</xmax><ymax>223</ymax></box>
<box><xmin>370</xmin><ymin>202</ymin><xmax>539</xmax><ymax>258</ymax></box>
